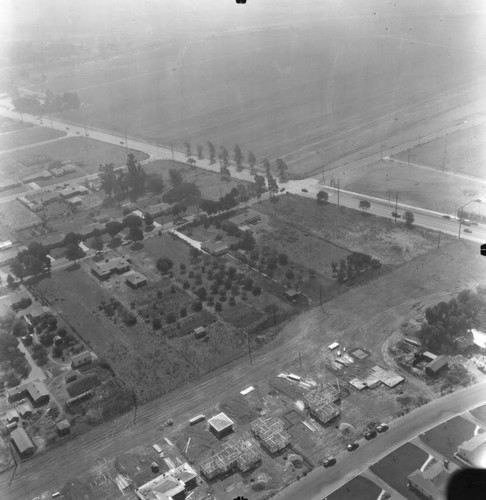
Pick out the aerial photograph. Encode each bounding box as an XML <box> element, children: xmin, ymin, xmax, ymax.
<box><xmin>0</xmin><ymin>0</ymin><xmax>485</xmax><ymax>499</ymax></box>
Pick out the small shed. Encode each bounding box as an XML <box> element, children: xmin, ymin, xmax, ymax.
<box><xmin>6</xmin><ymin>410</ymin><xmax>19</xmax><ymax>423</ymax></box>
<box><xmin>125</xmin><ymin>272</ymin><xmax>147</xmax><ymax>289</ymax></box>
<box><xmin>67</xmin><ymin>196</ymin><xmax>83</xmax><ymax>207</ymax></box>
<box><xmin>426</xmin><ymin>355</ymin><xmax>449</xmax><ymax>377</ymax></box>
<box><xmin>56</xmin><ymin>419</ymin><xmax>71</xmax><ymax>437</ymax></box>
<box><xmin>17</xmin><ymin>403</ymin><xmax>33</xmax><ymax>419</ymax></box>
<box><xmin>284</xmin><ymin>289</ymin><xmax>300</xmax><ymax>301</ymax></box>
<box><xmin>71</xmin><ymin>351</ymin><xmax>92</xmax><ymax>369</ymax></box>
<box><xmin>208</xmin><ymin>412</ymin><xmax>235</xmax><ymax>439</ymax></box>
<box><xmin>193</xmin><ymin>326</ymin><xmax>207</xmax><ymax>339</ymax></box>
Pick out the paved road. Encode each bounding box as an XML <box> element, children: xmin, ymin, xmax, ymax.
<box><xmin>275</xmin><ymin>380</ymin><xmax>486</xmax><ymax>500</ymax></box>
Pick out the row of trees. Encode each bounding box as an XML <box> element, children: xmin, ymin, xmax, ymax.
<box><xmin>184</xmin><ymin>141</ymin><xmax>289</xmax><ymax>182</ymax></box>
<box><xmin>13</xmin><ymin>89</ymin><xmax>80</xmax><ymax>115</ymax></box>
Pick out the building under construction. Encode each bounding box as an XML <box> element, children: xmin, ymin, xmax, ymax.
<box><xmin>304</xmin><ymin>386</ymin><xmax>341</xmax><ymax>425</ymax></box>
<box><xmin>250</xmin><ymin>417</ymin><xmax>292</xmax><ymax>455</ymax></box>
<box><xmin>199</xmin><ymin>436</ymin><xmax>261</xmax><ymax>481</ymax></box>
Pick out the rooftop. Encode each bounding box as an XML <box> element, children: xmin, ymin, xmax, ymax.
<box><xmin>408</xmin><ymin>462</ymin><xmax>451</xmax><ymax>499</ymax></box>
<box><xmin>125</xmin><ymin>271</ymin><xmax>147</xmax><ymax>286</ymax></box>
<box><xmin>208</xmin><ymin>412</ymin><xmax>235</xmax><ymax>433</ymax></box>
<box><xmin>426</xmin><ymin>355</ymin><xmax>448</xmax><ymax>373</ymax></box>
<box><xmin>229</xmin><ymin>210</ymin><xmax>261</xmax><ymax>227</ymax></box>
<box><xmin>10</xmin><ymin>427</ymin><xmax>34</xmax><ymax>453</ymax></box>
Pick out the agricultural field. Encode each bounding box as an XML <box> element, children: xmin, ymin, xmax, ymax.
<box><xmin>344</xmin><ymin>159</ymin><xmax>486</xmax><ymax>215</ymax></box>
<box><xmin>0</xmin><ymin>199</ymin><xmax>42</xmax><ymax>231</ymax></box>
<box><xmin>0</xmin><ymin>125</ymin><xmax>66</xmax><ymax>151</ymax></box>
<box><xmin>253</xmin><ymin>195</ymin><xmax>449</xmax><ymax>268</ymax></box>
<box><xmin>370</xmin><ymin>443</ymin><xmax>428</xmax><ymax>500</ymax></box>
<box><xmin>1</xmin><ymin>136</ymin><xmax>147</xmax><ymax>179</ymax></box>
<box><xmin>25</xmin><ymin>12</ymin><xmax>486</xmax><ymax>176</ymax></box>
<box><xmin>393</xmin><ymin>122</ymin><xmax>486</xmax><ymax>179</ymax></box>
<box><xmin>419</xmin><ymin>416</ymin><xmax>483</xmax><ymax>461</ymax></box>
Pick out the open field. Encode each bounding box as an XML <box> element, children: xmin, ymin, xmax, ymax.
<box><xmin>25</xmin><ymin>12</ymin><xmax>486</xmax><ymax>176</ymax></box>
<box><xmin>370</xmin><ymin>443</ymin><xmax>427</xmax><ymax>500</ymax></box>
<box><xmin>1</xmin><ymin>137</ymin><xmax>147</xmax><ymax>179</ymax></box>
<box><xmin>344</xmin><ymin>159</ymin><xmax>486</xmax><ymax>215</ymax></box>
<box><xmin>327</xmin><ymin>475</ymin><xmax>382</xmax><ymax>500</ymax></box>
<box><xmin>0</xmin><ymin>125</ymin><xmax>66</xmax><ymax>151</ymax></box>
<box><xmin>393</xmin><ymin>122</ymin><xmax>486</xmax><ymax>179</ymax></box>
<box><xmin>419</xmin><ymin>416</ymin><xmax>483</xmax><ymax>461</ymax></box>
<box><xmin>0</xmin><ymin>199</ymin><xmax>42</xmax><ymax>230</ymax></box>
<box><xmin>0</xmin><ymin>116</ymin><xmax>33</xmax><ymax>134</ymax></box>
<box><xmin>145</xmin><ymin>159</ymin><xmax>250</xmax><ymax>201</ymax></box>
<box><xmin>253</xmin><ymin>195</ymin><xmax>450</xmax><ymax>267</ymax></box>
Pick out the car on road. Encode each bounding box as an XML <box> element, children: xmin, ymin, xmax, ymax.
<box><xmin>376</xmin><ymin>423</ymin><xmax>389</xmax><ymax>433</ymax></box>
<box><xmin>76</xmin><ymin>131</ymin><xmax>80</xmax><ymax>134</ymax></box>
<box><xmin>391</xmin><ymin>212</ymin><xmax>401</xmax><ymax>218</ymax></box>
<box><xmin>301</xmin><ymin>188</ymin><xmax>308</xmax><ymax>192</ymax></box>
<box><xmin>442</xmin><ymin>215</ymin><xmax>451</xmax><ymax>220</ymax></box>
<box><xmin>120</xmin><ymin>141</ymin><xmax>124</xmax><ymax>145</ymax></box>
<box><xmin>461</xmin><ymin>219</ymin><xmax>472</xmax><ymax>226</ymax></box>
<box><xmin>322</xmin><ymin>456</ymin><xmax>336</xmax><ymax>468</ymax></box>
<box><xmin>364</xmin><ymin>429</ymin><xmax>377</xmax><ymax>440</ymax></box>
<box><xmin>463</xmin><ymin>228</ymin><xmax>472</xmax><ymax>233</ymax></box>
<box><xmin>280</xmin><ymin>187</ymin><xmax>286</xmax><ymax>192</ymax></box>
<box><xmin>471</xmin><ymin>221</ymin><xmax>478</xmax><ymax>226</ymax></box>
<box><xmin>347</xmin><ymin>441</ymin><xmax>359</xmax><ymax>451</ymax></box>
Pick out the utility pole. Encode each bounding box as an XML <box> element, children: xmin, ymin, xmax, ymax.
<box><xmin>171</xmin><ymin>144</ymin><xmax>174</xmax><ymax>165</ymax></box>
<box><xmin>458</xmin><ymin>218</ymin><xmax>462</xmax><ymax>239</ymax></box>
<box><xmin>124</xmin><ymin>130</ymin><xmax>128</xmax><ymax>153</ymax></box>
<box><xmin>247</xmin><ymin>331</ymin><xmax>252</xmax><ymax>365</ymax></box>
<box><xmin>299</xmin><ymin>352</ymin><xmax>302</xmax><ymax>368</ymax></box>
<box><xmin>337</xmin><ymin>179</ymin><xmax>340</xmax><ymax>206</ymax></box>
<box><xmin>437</xmin><ymin>231</ymin><xmax>441</xmax><ymax>248</ymax></box>
<box><xmin>388</xmin><ymin>190</ymin><xmax>390</xmax><ymax>204</ymax></box>
<box><xmin>132</xmin><ymin>388</ymin><xmax>137</xmax><ymax>425</ymax></box>
<box><xmin>394</xmin><ymin>192</ymin><xmax>398</xmax><ymax>221</ymax></box>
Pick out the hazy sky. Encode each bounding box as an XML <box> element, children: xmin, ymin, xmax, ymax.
<box><xmin>2</xmin><ymin>0</ymin><xmax>485</xmax><ymax>42</ymax></box>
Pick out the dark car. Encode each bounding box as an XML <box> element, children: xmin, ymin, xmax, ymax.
<box><xmin>391</xmin><ymin>212</ymin><xmax>401</xmax><ymax>218</ymax></box>
<box><xmin>364</xmin><ymin>430</ymin><xmax>377</xmax><ymax>440</ymax></box>
<box><xmin>347</xmin><ymin>441</ymin><xmax>359</xmax><ymax>451</ymax></box>
<box><xmin>471</xmin><ymin>221</ymin><xmax>478</xmax><ymax>226</ymax></box>
<box><xmin>463</xmin><ymin>228</ymin><xmax>472</xmax><ymax>233</ymax></box>
<box><xmin>442</xmin><ymin>215</ymin><xmax>451</xmax><ymax>220</ymax></box>
<box><xmin>322</xmin><ymin>456</ymin><xmax>336</xmax><ymax>468</ymax></box>
<box><xmin>301</xmin><ymin>188</ymin><xmax>308</xmax><ymax>193</ymax></box>
<box><xmin>376</xmin><ymin>423</ymin><xmax>389</xmax><ymax>433</ymax></box>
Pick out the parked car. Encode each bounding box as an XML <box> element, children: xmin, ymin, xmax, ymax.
<box><xmin>442</xmin><ymin>215</ymin><xmax>451</xmax><ymax>220</ymax></box>
<box><xmin>463</xmin><ymin>228</ymin><xmax>472</xmax><ymax>233</ymax></box>
<box><xmin>471</xmin><ymin>221</ymin><xmax>478</xmax><ymax>226</ymax></box>
<box><xmin>364</xmin><ymin>429</ymin><xmax>377</xmax><ymax>440</ymax></box>
<box><xmin>376</xmin><ymin>423</ymin><xmax>389</xmax><ymax>433</ymax></box>
<box><xmin>461</xmin><ymin>219</ymin><xmax>472</xmax><ymax>226</ymax></box>
<box><xmin>391</xmin><ymin>212</ymin><xmax>401</xmax><ymax>218</ymax></box>
<box><xmin>302</xmin><ymin>188</ymin><xmax>308</xmax><ymax>193</ymax></box>
<box><xmin>322</xmin><ymin>456</ymin><xmax>336</xmax><ymax>468</ymax></box>
<box><xmin>280</xmin><ymin>187</ymin><xmax>286</xmax><ymax>192</ymax></box>
<box><xmin>347</xmin><ymin>441</ymin><xmax>359</xmax><ymax>451</ymax></box>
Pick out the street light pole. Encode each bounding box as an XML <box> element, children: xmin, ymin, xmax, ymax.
<box><xmin>457</xmin><ymin>199</ymin><xmax>481</xmax><ymax>239</ymax></box>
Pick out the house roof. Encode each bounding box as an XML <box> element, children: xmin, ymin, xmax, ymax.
<box><xmin>208</xmin><ymin>412</ymin><xmax>234</xmax><ymax>432</ymax></box>
<box><xmin>407</xmin><ymin>462</ymin><xmax>450</xmax><ymax>499</ymax></box>
<box><xmin>229</xmin><ymin>210</ymin><xmax>261</xmax><ymax>227</ymax></box>
<box><xmin>10</xmin><ymin>427</ymin><xmax>34</xmax><ymax>453</ymax></box>
<box><xmin>202</xmin><ymin>240</ymin><xmax>229</xmax><ymax>253</ymax></box>
<box><xmin>125</xmin><ymin>272</ymin><xmax>147</xmax><ymax>285</ymax></box>
<box><xmin>285</xmin><ymin>289</ymin><xmax>300</xmax><ymax>298</ymax></box>
<box><xmin>26</xmin><ymin>380</ymin><xmax>49</xmax><ymax>401</ymax></box>
<box><xmin>72</xmin><ymin>352</ymin><xmax>92</xmax><ymax>364</ymax></box>
<box><xmin>146</xmin><ymin>203</ymin><xmax>171</xmax><ymax>216</ymax></box>
<box><xmin>56</xmin><ymin>419</ymin><xmax>71</xmax><ymax>430</ymax></box>
<box><xmin>426</xmin><ymin>355</ymin><xmax>448</xmax><ymax>372</ymax></box>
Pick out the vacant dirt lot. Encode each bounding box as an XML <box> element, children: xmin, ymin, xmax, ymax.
<box><xmin>393</xmin><ymin>122</ymin><xmax>486</xmax><ymax>179</ymax></box>
<box><xmin>0</xmin><ymin>125</ymin><xmax>66</xmax><ymax>151</ymax></box>
<box><xmin>253</xmin><ymin>195</ymin><xmax>449</xmax><ymax>267</ymax></box>
<box><xmin>345</xmin><ymin>159</ymin><xmax>485</xmax><ymax>214</ymax></box>
<box><xmin>2</xmin><ymin>137</ymin><xmax>147</xmax><ymax>179</ymax></box>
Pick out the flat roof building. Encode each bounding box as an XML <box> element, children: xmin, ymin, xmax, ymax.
<box><xmin>67</xmin><ymin>196</ymin><xmax>83</xmax><ymax>206</ymax></box>
<box><xmin>71</xmin><ymin>351</ymin><xmax>92</xmax><ymax>369</ymax></box>
<box><xmin>56</xmin><ymin>419</ymin><xmax>71</xmax><ymax>436</ymax></box>
<box><xmin>193</xmin><ymin>326</ymin><xmax>207</xmax><ymax>339</ymax></box>
<box><xmin>201</xmin><ymin>241</ymin><xmax>229</xmax><ymax>256</ymax></box>
<box><xmin>91</xmin><ymin>257</ymin><xmax>130</xmax><ymax>280</ymax></box>
<box><xmin>22</xmin><ymin>170</ymin><xmax>52</xmax><ymax>184</ymax></box>
<box><xmin>146</xmin><ymin>203</ymin><xmax>171</xmax><ymax>218</ymax></box>
<box><xmin>60</xmin><ymin>185</ymin><xmax>89</xmax><ymax>199</ymax></box>
<box><xmin>229</xmin><ymin>210</ymin><xmax>261</xmax><ymax>227</ymax></box>
<box><xmin>208</xmin><ymin>412</ymin><xmax>235</xmax><ymax>439</ymax></box>
<box><xmin>10</xmin><ymin>427</ymin><xmax>35</xmax><ymax>458</ymax></box>
<box><xmin>284</xmin><ymin>289</ymin><xmax>301</xmax><ymax>301</ymax></box>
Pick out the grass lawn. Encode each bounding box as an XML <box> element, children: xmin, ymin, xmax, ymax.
<box><xmin>0</xmin><ymin>116</ymin><xmax>33</xmax><ymax>133</ymax></box>
<box><xmin>2</xmin><ymin>137</ymin><xmax>147</xmax><ymax>178</ymax></box>
<box><xmin>393</xmin><ymin>122</ymin><xmax>486</xmax><ymax>179</ymax></box>
<box><xmin>0</xmin><ymin>199</ymin><xmax>42</xmax><ymax>230</ymax></box>
<box><xmin>420</xmin><ymin>416</ymin><xmax>483</xmax><ymax>461</ymax></box>
<box><xmin>0</xmin><ymin>125</ymin><xmax>66</xmax><ymax>151</ymax></box>
<box><xmin>327</xmin><ymin>475</ymin><xmax>382</xmax><ymax>500</ymax></box>
<box><xmin>370</xmin><ymin>443</ymin><xmax>428</xmax><ymax>499</ymax></box>
<box><xmin>345</xmin><ymin>159</ymin><xmax>485</xmax><ymax>215</ymax></box>
<box><xmin>253</xmin><ymin>195</ymin><xmax>451</xmax><ymax>267</ymax></box>
<box><xmin>470</xmin><ymin>404</ymin><xmax>486</xmax><ymax>426</ymax></box>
